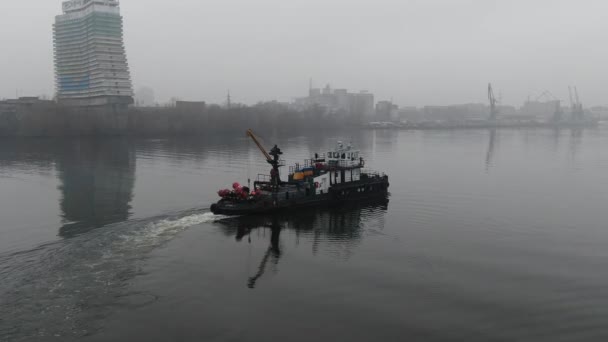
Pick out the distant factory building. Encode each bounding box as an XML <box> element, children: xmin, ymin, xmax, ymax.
<box><xmin>589</xmin><ymin>106</ymin><xmax>608</xmax><ymax>121</ymax></box>
<box><xmin>398</xmin><ymin>106</ymin><xmax>423</xmax><ymax>123</ymax></box>
<box><xmin>135</xmin><ymin>87</ymin><xmax>156</xmax><ymax>107</ymax></box>
<box><xmin>375</xmin><ymin>101</ymin><xmax>399</xmax><ymax>122</ymax></box>
<box><xmin>0</xmin><ymin>97</ymin><xmax>55</xmax><ymax>115</ymax></box>
<box><xmin>422</xmin><ymin>103</ymin><xmax>487</xmax><ymax>122</ymax></box>
<box><xmin>519</xmin><ymin>100</ymin><xmax>561</xmax><ymax>121</ymax></box>
<box><xmin>53</xmin><ymin>0</ymin><xmax>133</xmax><ymax>107</ymax></box>
<box><xmin>497</xmin><ymin>105</ymin><xmax>518</xmax><ymax>117</ymax></box>
<box><xmin>176</xmin><ymin>101</ymin><xmax>206</xmax><ymax>113</ymax></box>
<box><xmin>294</xmin><ymin>84</ymin><xmax>374</xmax><ymax>120</ymax></box>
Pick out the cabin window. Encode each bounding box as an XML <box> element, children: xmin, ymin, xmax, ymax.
<box><xmin>341</xmin><ymin>153</ymin><xmax>346</xmax><ymax>159</ymax></box>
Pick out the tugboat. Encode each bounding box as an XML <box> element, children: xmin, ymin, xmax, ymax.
<box><xmin>210</xmin><ymin>129</ymin><xmax>389</xmax><ymax>215</ymax></box>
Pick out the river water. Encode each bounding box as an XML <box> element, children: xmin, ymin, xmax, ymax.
<box><xmin>1</xmin><ymin>128</ymin><xmax>608</xmax><ymax>341</ymax></box>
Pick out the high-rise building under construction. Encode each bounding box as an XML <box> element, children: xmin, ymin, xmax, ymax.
<box><xmin>53</xmin><ymin>0</ymin><xmax>133</xmax><ymax>106</ymax></box>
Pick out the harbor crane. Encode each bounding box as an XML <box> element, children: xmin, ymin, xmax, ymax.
<box><xmin>568</xmin><ymin>86</ymin><xmax>584</xmax><ymax>121</ymax></box>
<box><xmin>568</xmin><ymin>86</ymin><xmax>575</xmax><ymax>111</ymax></box>
<box><xmin>574</xmin><ymin>87</ymin><xmax>584</xmax><ymax>120</ymax></box>
<box><xmin>488</xmin><ymin>83</ymin><xmax>499</xmax><ymax>121</ymax></box>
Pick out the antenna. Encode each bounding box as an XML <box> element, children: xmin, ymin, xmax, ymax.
<box><xmin>226</xmin><ymin>90</ymin><xmax>231</xmax><ymax>109</ymax></box>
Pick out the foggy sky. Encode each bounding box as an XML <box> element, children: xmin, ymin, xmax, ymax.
<box><xmin>1</xmin><ymin>0</ymin><xmax>607</xmax><ymax>106</ymax></box>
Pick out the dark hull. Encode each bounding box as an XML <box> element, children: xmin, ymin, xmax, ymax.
<box><xmin>211</xmin><ymin>177</ymin><xmax>389</xmax><ymax>216</ymax></box>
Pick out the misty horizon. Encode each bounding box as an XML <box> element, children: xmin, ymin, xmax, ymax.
<box><xmin>1</xmin><ymin>0</ymin><xmax>607</xmax><ymax>107</ymax></box>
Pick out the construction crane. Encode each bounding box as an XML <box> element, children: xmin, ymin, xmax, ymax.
<box><xmin>488</xmin><ymin>83</ymin><xmax>499</xmax><ymax>121</ymax></box>
<box><xmin>246</xmin><ymin>129</ymin><xmax>283</xmax><ymax>187</ymax></box>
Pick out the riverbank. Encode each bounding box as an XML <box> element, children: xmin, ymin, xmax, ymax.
<box><xmin>0</xmin><ymin>101</ymin><xmax>353</xmax><ymax>137</ymax></box>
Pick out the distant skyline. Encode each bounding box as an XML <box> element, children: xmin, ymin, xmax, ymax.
<box><xmin>1</xmin><ymin>0</ymin><xmax>607</xmax><ymax>106</ymax></box>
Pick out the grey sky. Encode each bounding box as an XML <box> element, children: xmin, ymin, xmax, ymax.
<box><xmin>1</xmin><ymin>0</ymin><xmax>607</xmax><ymax>106</ymax></box>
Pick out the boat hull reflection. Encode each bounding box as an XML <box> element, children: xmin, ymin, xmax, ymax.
<box><xmin>216</xmin><ymin>198</ymin><xmax>389</xmax><ymax>288</ymax></box>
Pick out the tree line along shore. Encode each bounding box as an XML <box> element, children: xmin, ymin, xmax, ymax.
<box><xmin>0</xmin><ymin>101</ymin><xmax>361</xmax><ymax>137</ymax></box>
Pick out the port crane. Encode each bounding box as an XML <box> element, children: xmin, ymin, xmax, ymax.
<box><xmin>246</xmin><ymin>129</ymin><xmax>283</xmax><ymax>188</ymax></box>
<box><xmin>488</xmin><ymin>83</ymin><xmax>499</xmax><ymax>121</ymax></box>
<box><xmin>568</xmin><ymin>86</ymin><xmax>584</xmax><ymax>121</ymax></box>
<box><xmin>574</xmin><ymin>87</ymin><xmax>584</xmax><ymax>120</ymax></box>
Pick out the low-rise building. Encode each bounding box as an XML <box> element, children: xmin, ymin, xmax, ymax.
<box><xmin>422</xmin><ymin>103</ymin><xmax>488</xmax><ymax>122</ymax></box>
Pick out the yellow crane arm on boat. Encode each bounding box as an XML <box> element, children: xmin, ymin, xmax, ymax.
<box><xmin>246</xmin><ymin>129</ymin><xmax>272</xmax><ymax>162</ymax></box>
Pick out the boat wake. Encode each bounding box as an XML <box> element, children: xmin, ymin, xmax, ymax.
<box><xmin>116</xmin><ymin>212</ymin><xmax>229</xmax><ymax>247</ymax></box>
<box><xmin>147</xmin><ymin>212</ymin><xmax>229</xmax><ymax>236</ymax></box>
<box><xmin>0</xmin><ymin>210</ymin><xmax>229</xmax><ymax>342</ymax></box>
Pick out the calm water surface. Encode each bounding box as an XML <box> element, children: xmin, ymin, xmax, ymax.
<box><xmin>1</xmin><ymin>128</ymin><xmax>608</xmax><ymax>341</ymax></box>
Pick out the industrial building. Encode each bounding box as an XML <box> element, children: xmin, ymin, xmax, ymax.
<box><xmin>294</xmin><ymin>84</ymin><xmax>374</xmax><ymax>121</ymax></box>
<box><xmin>375</xmin><ymin>101</ymin><xmax>399</xmax><ymax>122</ymax></box>
<box><xmin>53</xmin><ymin>0</ymin><xmax>133</xmax><ymax>107</ymax></box>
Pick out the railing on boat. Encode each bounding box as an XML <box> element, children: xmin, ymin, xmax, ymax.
<box><xmin>361</xmin><ymin>169</ymin><xmax>387</xmax><ymax>178</ymax></box>
<box><xmin>288</xmin><ymin>159</ymin><xmax>364</xmax><ymax>176</ymax></box>
<box><xmin>256</xmin><ymin>174</ymin><xmax>272</xmax><ymax>183</ymax></box>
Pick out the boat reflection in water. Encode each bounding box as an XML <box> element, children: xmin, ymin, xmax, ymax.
<box><xmin>216</xmin><ymin>198</ymin><xmax>389</xmax><ymax>288</ymax></box>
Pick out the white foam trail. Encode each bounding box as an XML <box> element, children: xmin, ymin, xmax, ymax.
<box><xmin>146</xmin><ymin>212</ymin><xmax>228</xmax><ymax>236</ymax></box>
<box><xmin>117</xmin><ymin>212</ymin><xmax>230</xmax><ymax>248</ymax></box>
<box><xmin>0</xmin><ymin>211</ymin><xmax>232</xmax><ymax>341</ymax></box>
